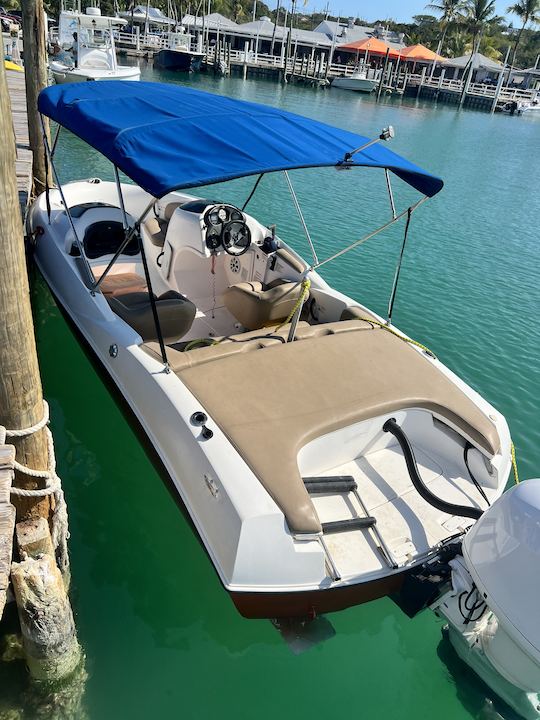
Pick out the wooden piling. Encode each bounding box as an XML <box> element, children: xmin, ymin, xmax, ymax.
<box><xmin>0</xmin><ymin>62</ymin><xmax>52</xmax><ymax>524</ymax></box>
<box><xmin>417</xmin><ymin>67</ymin><xmax>426</xmax><ymax>98</ymax></box>
<box><xmin>11</xmin><ymin>552</ymin><xmax>80</xmax><ymax>681</ymax></box>
<box><xmin>0</xmin><ymin>447</ymin><xmax>16</xmax><ymax>620</ymax></box>
<box><xmin>376</xmin><ymin>48</ymin><xmax>390</xmax><ymax>101</ymax></box>
<box><xmin>21</xmin><ymin>0</ymin><xmax>51</xmax><ymax>197</ymax></box>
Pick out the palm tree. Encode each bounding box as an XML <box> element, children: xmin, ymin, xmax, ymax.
<box><xmin>426</xmin><ymin>0</ymin><xmax>466</xmax><ymax>54</ymax></box>
<box><xmin>507</xmin><ymin>0</ymin><xmax>540</xmax><ymax>68</ymax></box>
<box><xmin>462</xmin><ymin>0</ymin><xmax>499</xmax><ymax>54</ymax></box>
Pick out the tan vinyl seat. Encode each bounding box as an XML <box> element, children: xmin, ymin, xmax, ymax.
<box><xmin>98</xmin><ymin>272</ymin><xmax>147</xmax><ymax>297</ymax></box>
<box><xmin>142</xmin><ymin>216</ymin><xmax>168</xmax><ymax>248</ymax></box>
<box><xmin>223</xmin><ymin>279</ymin><xmax>304</xmax><ymax>331</ymax></box>
<box><xmin>108</xmin><ymin>290</ymin><xmax>196</xmax><ymax>343</ymax></box>
<box><xmin>176</xmin><ymin>329</ymin><xmax>500</xmax><ymax>535</ymax></box>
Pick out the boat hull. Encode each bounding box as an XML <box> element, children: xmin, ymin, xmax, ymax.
<box><xmin>50</xmin><ymin>63</ymin><xmax>140</xmax><ymax>83</ymax></box>
<box><xmin>154</xmin><ymin>49</ymin><xmax>203</xmax><ymax>72</ymax></box>
<box><xmin>231</xmin><ymin>573</ymin><xmax>404</xmax><ymax>618</ymax></box>
<box><xmin>332</xmin><ymin>76</ymin><xmax>378</xmax><ymax>92</ymax></box>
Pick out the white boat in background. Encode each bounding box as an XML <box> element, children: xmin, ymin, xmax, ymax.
<box><xmin>49</xmin><ymin>5</ymin><xmax>140</xmax><ymax>83</ymax></box>
<box><xmin>332</xmin><ymin>66</ymin><xmax>380</xmax><ymax>92</ymax></box>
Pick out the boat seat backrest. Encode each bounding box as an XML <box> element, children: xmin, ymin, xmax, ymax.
<box><xmin>142</xmin><ymin>318</ymin><xmax>379</xmax><ymax>373</ymax></box>
<box><xmin>142</xmin><ymin>216</ymin><xmax>168</xmax><ymax>247</ymax></box>
<box><xmin>107</xmin><ymin>290</ymin><xmax>196</xmax><ymax>344</ymax></box>
<box><xmin>223</xmin><ymin>279</ymin><xmax>305</xmax><ymax>331</ymax></box>
<box><xmin>83</xmin><ymin>220</ymin><xmax>139</xmax><ymax>260</ymax></box>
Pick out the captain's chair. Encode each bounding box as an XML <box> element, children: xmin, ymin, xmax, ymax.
<box><xmin>223</xmin><ymin>279</ymin><xmax>304</xmax><ymax>331</ymax></box>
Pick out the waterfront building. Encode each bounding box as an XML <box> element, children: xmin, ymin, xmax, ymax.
<box><xmin>440</xmin><ymin>52</ymin><xmax>503</xmax><ymax>83</ymax></box>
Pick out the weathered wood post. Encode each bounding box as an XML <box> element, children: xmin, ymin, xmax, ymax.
<box><xmin>417</xmin><ymin>66</ymin><xmax>426</xmax><ymax>99</ymax></box>
<box><xmin>243</xmin><ymin>40</ymin><xmax>248</xmax><ymax>79</ymax></box>
<box><xmin>376</xmin><ymin>48</ymin><xmax>390</xmax><ymax>101</ymax></box>
<box><xmin>21</xmin><ymin>0</ymin><xmax>51</xmax><ymax>198</ymax></box>
<box><xmin>0</xmin><ymin>61</ymin><xmax>80</xmax><ymax>682</ymax></box>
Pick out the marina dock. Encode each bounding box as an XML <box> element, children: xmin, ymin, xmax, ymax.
<box><xmin>6</xmin><ymin>69</ymin><xmax>32</xmax><ymax>216</ymax></box>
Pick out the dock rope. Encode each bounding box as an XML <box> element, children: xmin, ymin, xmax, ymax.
<box><xmin>0</xmin><ymin>400</ymin><xmax>70</xmax><ymax>573</ymax></box>
<box><xmin>352</xmin><ymin>316</ymin><xmax>437</xmax><ymax>359</ymax></box>
<box><xmin>511</xmin><ymin>441</ymin><xmax>519</xmax><ymax>484</ymax></box>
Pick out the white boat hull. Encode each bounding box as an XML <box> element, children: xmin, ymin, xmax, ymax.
<box><xmin>28</xmin><ymin>180</ymin><xmax>512</xmax><ymax>617</ymax></box>
<box><xmin>332</xmin><ymin>76</ymin><xmax>378</xmax><ymax>92</ymax></box>
<box><xmin>50</xmin><ymin>62</ymin><xmax>140</xmax><ymax>83</ymax></box>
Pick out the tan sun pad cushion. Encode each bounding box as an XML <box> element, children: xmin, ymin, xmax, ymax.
<box><xmin>177</xmin><ymin>328</ymin><xmax>499</xmax><ymax>535</ymax></box>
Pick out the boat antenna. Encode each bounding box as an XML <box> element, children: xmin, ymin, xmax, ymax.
<box><xmin>341</xmin><ymin>125</ymin><xmax>395</xmax><ymax>164</ymax></box>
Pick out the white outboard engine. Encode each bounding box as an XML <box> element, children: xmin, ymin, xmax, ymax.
<box><xmin>433</xmin><ymin>479</ymin><xmax>540</xmax><ymax>719</ymax></box>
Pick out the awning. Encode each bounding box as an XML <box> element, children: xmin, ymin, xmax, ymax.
<box><xmin>38</xmin><ymin>81</ymin><xmax>443</xmax><ymax>198</ymax></box>
<box><xmin>400</xmin><ymin>44</ymin><xmax>443</xmax><ymax>62</ymax></box>
<box><xmin>338</xmin><ymin>37</ymin><xmax>401</xmax><ymax>59</ymax></box>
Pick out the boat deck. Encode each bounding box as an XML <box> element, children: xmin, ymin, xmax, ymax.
<box><xmin>313</xmin><ymin>441</ymin><xmax>488</xmax><ymax>580</ymax></box>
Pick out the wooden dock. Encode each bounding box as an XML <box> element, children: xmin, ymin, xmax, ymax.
<box><xmin>6</xmin><ymin>69</ymin><xmax>33</xmax><ymax>217</ymax></box>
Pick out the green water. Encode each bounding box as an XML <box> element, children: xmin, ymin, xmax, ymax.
<box><xmin>5</xmin><ymin>64</ymin><xmax>540</xmax><ymax>719</ymax></box>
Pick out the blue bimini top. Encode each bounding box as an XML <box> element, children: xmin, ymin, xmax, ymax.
<box><xmin>38</xmin><ymin>81</ymin><xmax>444</xmax><ymax>199</ymax></box>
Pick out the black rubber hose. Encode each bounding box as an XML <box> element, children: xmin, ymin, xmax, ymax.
<box><xmin>383</xmin><ymin>418</ymin><xmax>483</xmax><ymax>521</ymax></box>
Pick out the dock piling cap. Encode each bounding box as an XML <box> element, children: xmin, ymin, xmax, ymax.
<box><xmin>463</xmin><ymin>479</ymin><xmax>540</xmax><ymax>663</ymax></box>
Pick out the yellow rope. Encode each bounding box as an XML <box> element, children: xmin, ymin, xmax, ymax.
<box><xmin>272</xmin><ymin>278</ymin><xmax>312</xmax><ymax>333</ymax></box>
<box><xmin>511</xmin><ymin>442</ymin><xmax>520</xmax><ymax>484</ymax></box>
<box><xmin>353</xmin><ymin>316</ymin><xmax>437</xmax><ymax>359</ymax></box>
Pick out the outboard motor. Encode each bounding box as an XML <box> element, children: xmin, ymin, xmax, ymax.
<box><xmin>432</xmin><ymin>479</ymin><xmax>540</xmax><ymax>719</ymax></box>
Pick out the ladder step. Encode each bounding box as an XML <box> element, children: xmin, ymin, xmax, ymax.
<box><xmin>303</xmin><ymin>475</ymin><xmax>357</xmax><ymax>494</ymax></box>
<box><xmin>322</xmin><ymin>517</ymin><xmax>377</xmax><ymax>534</ymax></box>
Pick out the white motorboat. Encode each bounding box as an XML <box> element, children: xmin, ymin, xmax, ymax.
<box><xmin>332</xmin><ymin>66</ymin><xmax>380</xmax><ymax>92</ymax></box>
<box><xmin>154</xmin><ymin>30</ymin><xmax>204</xmax><ymax>72</ymax></box>
<box><xmin>49</xmin><ymin>5</ymin><xmax>140</xmax><ymax>83</ymax></box>
<box><xmin>30</xmin><ymin>81</ymin><xmax>516</xmax><ymax>624</ymax></box>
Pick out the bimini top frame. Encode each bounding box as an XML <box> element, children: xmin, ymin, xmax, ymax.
<box><xmin>38</xmin><ymin>81</ymin><xmax>443</xmax><ymax>200</ymax></box>
<box><xmin>39</xmin><ymin>81</ymin><xmax>443</xmax><ymax>366</ymax></box>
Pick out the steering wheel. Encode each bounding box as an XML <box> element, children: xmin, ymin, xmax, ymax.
<box><xmin>222</xmin><ymin>220</ymin><xmax>251</xmax><ymax>256</ymax></box>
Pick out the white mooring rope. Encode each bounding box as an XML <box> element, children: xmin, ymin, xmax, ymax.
<box><xmin>1</xmin><ymin>400</ymin><xmax>70</xmax><ymax>573</ymax></box>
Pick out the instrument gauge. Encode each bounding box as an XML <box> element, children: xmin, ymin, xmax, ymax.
<box><xmin>218</xmin><ymin>207</ymin><xmax>228</xmax><ymax>222</ymax></box>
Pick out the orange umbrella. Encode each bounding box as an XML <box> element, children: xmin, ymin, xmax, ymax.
<box><xmin>338</xmin><ymin>36</ymin><xmax>401</xmax><ymax>59</ymax></box>
<box><xmin>400</xmin><ymin>44</ymin><xmax>443</xmax><ymax>62</ymax></box>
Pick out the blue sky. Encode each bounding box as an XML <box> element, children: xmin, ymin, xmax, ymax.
<box><xmin>298</xmin><ymin>0</ymin><xmax>514</xmax><ymax>24</ymax></box>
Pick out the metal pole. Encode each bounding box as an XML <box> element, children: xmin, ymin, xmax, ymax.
<box><xmin>92</xmin><ymin>198</ymin><xmax>154</xmax><ymax>292</ymax></box>
<box><xmin>113</xmin><ymin>165</ymin><xmax>128</xmax><ymax>231</ymax></box>
<box><xmin>284</xmin><ymin>171</ymin><xmax>318</xmax><ymax>265</ymax></box>
<box><xmin>40</xmin><ymin>115</ymin><xmax>94</xmax><ymax>287</ymax></box>
<box><xmin>314</xmin><ymin>197</ymin><xmax>427</xmax><ymax>270</ymax></box>
<box><xmin>384</xmin><ymin>169</ymin><xmax>396</xmax><ymax>219</ymax></box>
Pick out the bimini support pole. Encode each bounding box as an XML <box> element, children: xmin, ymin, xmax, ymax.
<box><xmin>313</xmin><ymin>196</ymin><xmax>427</xmax><ymax>271</ymax></box>
<box><xmin>40</xmin><ymin>114</ymin><xmax>94</xmax><ymax>288</ymax></box>
<box><xmin>138</xmin><ymin>231</ymin><xmax>170</xmax><ymax>370</ymax></box>
<box><xmin>242</xmin><ymin>173</ymin><xmax>264</xmax><ymax>211</ymax></box>
<box><xmin>384</xmin><ymin>169</ymin><xmax>396</xmax><ymax>219</ymax></box>
<box><xmin>341</xmin><ymin>125</ymin><xmax>395</xmax><ymax>163</ymax></box>
<box><xmin>92</xmin><ymin>198</ymin><xmax>155</xmax><ymax>293</ymax></box>
<box><xmin>113</xmin><ymin>165</ymin><xmax>129</xmax><ymax>231</ymax></box>
<box><xmin>387</xmin><ymin>206</ymin><xmax>412</xmax><ymax>324</ymax></box>
<box><xmin>284</xmin><ymin>171</ymin><xmax>319</xmax><ymax>266</ymax></box>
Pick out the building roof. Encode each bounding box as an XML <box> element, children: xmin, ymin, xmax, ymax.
<box><xmin>442</xmin><ymin>52</ymin><xmax>502</xmax><ymax>72</ymax></box>
<box><xmin>182</xmin><ymin>13</ymin><xmax>332</xmax><ymax>46</ymax></box>
<box><xmin>338</xmin><ymin>36</ymin><xmax>401</xmax><ymax>58</ymax></box>
<box><xmin>181</xmin><ymin>12</ymin><xmax>239</xmax><ymax>30</ymax></box>
<box><xmin>401</xmin><ymin>43</ymin><xmax>443</xmax><ymax>62</ymax></box>
<box><xmin>314</xmin><ymin>19</ymin><xmax>404</xmax><ymax>50</ymax></box>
